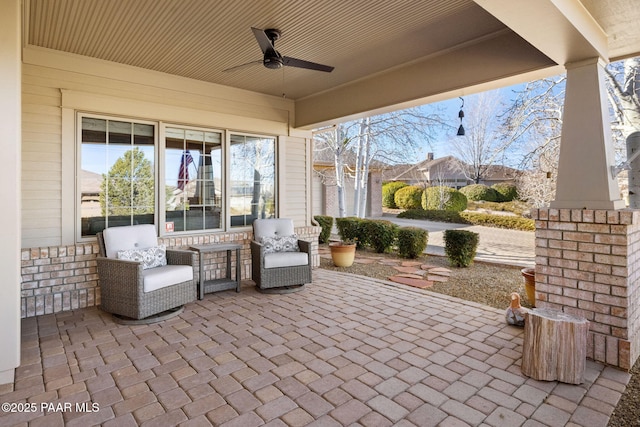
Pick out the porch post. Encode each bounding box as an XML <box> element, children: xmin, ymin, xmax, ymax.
<box><xmin>551</xmin><ymin>58</ymin><xmax>624</xmax><ymax>210</ymax></box>
<box><xmin>534</xmin><ymin>58</ymin><xmax>640</xmax><ymax>371</ymax></box>
<box><xmin>0</xmin><ymin>0</ymin><xmax>22</xmax><ymax>384</ymax></box>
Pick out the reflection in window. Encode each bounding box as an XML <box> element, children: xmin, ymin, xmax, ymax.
<box><xmin>80</xmin><ymin>117</ymin><xmax>155</xmax><ymax>237</ymax></box>
<box><xmin>229</xmin><ymin>134</ymin><xmax>276</xmax><ymax>227</ymax></box>
<box><xmin>165</xmin><ymin>127</ymin><xmax>222</xmax><ymax>232</ymax></box>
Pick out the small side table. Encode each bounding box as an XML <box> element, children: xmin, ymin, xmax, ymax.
<box><xmin>189</xmin><ymin>243</ymin><xmax>242</xmax><ymax>299</ymax></box>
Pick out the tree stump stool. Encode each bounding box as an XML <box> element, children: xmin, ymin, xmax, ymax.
<box><xmin>521</xmin><ymin>308</ymin><xmax>589</xmax><ymax>384</ymax></box>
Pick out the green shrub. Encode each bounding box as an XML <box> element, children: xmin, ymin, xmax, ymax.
<box><xmin>335</xmin><ymin>216</ymin><xmax>366</xmax><ymax>247</ymax></box>
<box><xmin>361</xmin><ymin>219</ymin><xmax>398</xmax><ymax>253</ymax></box>
<box><xmin>444</xmin><ymin>229</ymin><xmax>479</xmax><ymax>267</ymax></box>
<box><xmin>460</xmin><ymin>184</ymin><xmax>498</xmax><ymax>202</ymax></box>
<box><xmin>492</xmin><ymin>182</ymin><xmax>518</xmax><ymax>202</ymax></box>
<box><xmin>397</xmin><ymin>227</ymin><xmax>428</xmax><ymax>258</ymax></box>
<box><xmin>394</xmin><ymin>185</ymin><xmax>424</xmax><ymax>210</ymax></box>
<box><xmin>422</xmin><ymin>186</ymin><xmax>468</xmax><ymax>212</ymax></box>
<box><xmin>397</xmin><ymin>209</ymin><xmax>535</xmax><ymax>231</ymax></box>
<box><xmin>382</xmin><ymin>182</ymin><xmax>408</xmax><ymax>208</ymax></box>
<box><xmin>399</xmin><ymin>209</ymin><xmax>468</xmax><ymax>223</ymax></box>
<box><xmin>460</xmin><ymin>212</ymin><xmax>535</xmax><ymax>231</ymax></box>
<box><xmin>314</xmin><ymin>215</ymin><xmax>333</xmax><ymax>244</ymax></box>
<box><xmin>467</xmin><ymin>200</ymin><xmax>530</xmax><ymax>216</ymax></box>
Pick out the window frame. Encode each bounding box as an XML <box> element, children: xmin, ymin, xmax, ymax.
<box><xmin>159</xmin><ymin>123</ymin><xmax>226</xmax><ymax>236</ymax></box>
<box><xmin>226</xmin><ymin>131</ymin><xmax>279</xmax><ymax>229</ymax></box>
<box><xmin>76</xmin><ymin>112</ymin><xmax>159</xmax><ymax>242</ymax></box>
<box><xmin>75</xmin><ymin>112</ymin><xmax>279</xmax><ymax>242</ymax></box>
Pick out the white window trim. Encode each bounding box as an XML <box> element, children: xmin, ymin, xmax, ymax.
<box><xmin>75</xmin><ymin>112</ymin><xmax>158</xmax><ymax>243</ymax></box>
<box><xmin>73</xmin><ymin>113</ymin><xmax>280</xmax><ymax>241</ymax></box>
<box><xmin>160</xmin><ymin>123</ymin><xmax>226</xmax><ymax>237</ymax></box>
<box><xmin>226</xmin><ymin>131</ymin><xmax>279</xmax><ymax>230</ymax></box>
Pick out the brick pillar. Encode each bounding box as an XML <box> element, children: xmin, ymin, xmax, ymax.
<box><xmin>533</xmin><ymin>208</ymin><xmax>640</xmax><ymax>370</ymax></box>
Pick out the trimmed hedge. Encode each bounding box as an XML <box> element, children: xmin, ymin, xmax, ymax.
<box><xmin>397</xmin><ymin>227</ymin><xmax>428</xmax><ymax>258</ymax></box>
<box><xmin>422</xmin><ymin>186</ymin><xmax>468</xmax><ymax>212</ymax></box>
<box><xmin>314</xmin><ymin>215</ymin><xmax>333</xmax><ymax>244</ymax></box>
<box><xmin>382</xmin><ymin>181</ymin><xmax>408</xmax><ymax>208</ymax></box>
<box><xmin>444</xmin><ymin>229</ymin><xmax>479</xmax><ymax>267</ymax></box>
<box><xmin>466</xmin><ymin>200</ymin><xmax>529</xmax><ymax>216</ymax></box>
<box><xmin>394</xmin><ymin>185</ymin><xmax>424</xmax><ymax>210</ymax></box>
<box><xmin>460</xmin><ymin>184</ymin><xmax>498</xmax><ymax>202</ymax></box>
<box><xmin>397</xmin><ymin>209</ymin><xmax>535</xmax><ymax>231</ymax></box>
<box><xmin>461</xmin><ymin>211</ymin><xmax>535</xmax><ymax>231</ymax></box>
<box><xmin>361</xmin><ymin>219</ymin><xmax>398</xmax><ymax>253</ymax></box>
<box><xmin>492</xmin><ymin>182</ymin><xmax>518</xmax><ymax>202</ymax></box>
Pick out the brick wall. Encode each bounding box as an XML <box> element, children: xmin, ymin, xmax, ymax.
<box><xmin>533</xmin><ymin>208</ymin><xmax>640</xmax><ymax>370</ymax></box>
<box><xmin>20</xmin><ymin>226</ymin><xmax>321</xmax><ymax>318</ymax></box>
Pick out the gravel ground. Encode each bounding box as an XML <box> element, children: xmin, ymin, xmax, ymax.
<box><xmin>318</xmin><ymin>247</ymin><xmax>639</xmax><ymax>426</ymax></box>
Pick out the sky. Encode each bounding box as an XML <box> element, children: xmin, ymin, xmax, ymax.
<box><xmin>413</xmin><ymin>86</ymin><xmax>524</xmax><ymax>163</ymax></box>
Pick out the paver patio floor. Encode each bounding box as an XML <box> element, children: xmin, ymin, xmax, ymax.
<box><xmin>0</xmin><ymin>269</ymin><xmax>630</xmax><ymax>426</ymax></box>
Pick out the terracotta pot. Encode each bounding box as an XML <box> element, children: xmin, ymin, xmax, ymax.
<box><xmin>521</xmin><ymin>267</ymin><xmax>536</xmax><ymax>307</ymax></box>
<box><xmin>329</xmin><ymin>242</ymin><xmax>356</xmax><ymax>267</ymax></box>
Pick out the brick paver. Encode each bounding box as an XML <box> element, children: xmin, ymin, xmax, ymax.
<box><xmin>0</xmin><ymin>269</ymin><xmax>631</xmax><ymax>426</ymax></box>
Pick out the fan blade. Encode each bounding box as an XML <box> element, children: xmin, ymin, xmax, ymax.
<box><xmin>251</xmin><ymin>27</ymin><xmax>274</xmax><ymax>54</ymax></box>
<box><xmin>223</xmin><ymin>60</ymin><xmax>262</xmax><ymax>72</ymax></box>
<box><xmin>283</xmin><ymin>56</ymin><xmax>334</xmax><ymax>72</ymax></box>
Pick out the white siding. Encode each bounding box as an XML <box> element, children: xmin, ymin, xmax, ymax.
<box><xmin>278</xmin><ymin>136</ymin><xmax>310</xmax><ymax>226</ymax></box>
<box><xmin>21</xmin><ymin>47</ymin><xmax>309</xmax><ymax>248</ymax></box>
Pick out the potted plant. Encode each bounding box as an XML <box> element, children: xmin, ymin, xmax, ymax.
<box><xmin>521</xmin><ymin>267</ymin><xmax>536</xmax><ymax>307</ymax></box>
<box><xmin>329</xmin><ymin>238</ymin><xmax>357</xmax><ymax>267</ymax></box>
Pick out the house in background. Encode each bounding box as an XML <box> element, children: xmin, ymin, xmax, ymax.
<box><xmin>383</xmin><ymin>153</ymin><xmax>518</xmax><ymax>189</ymax></box>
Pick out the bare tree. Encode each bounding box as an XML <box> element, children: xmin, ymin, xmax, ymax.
<box><xmin>350</xmin><ymin>106</ymin><xmax>447</xmax><ymax>217</ymax></box>
<box><xmin>313</xmin><ymin>124</ymin><xmax>352</xmax><ymax>217</ymax></box>
<box><xmin>503</xmin><ymin>57</ymin><xmax>640</xmax><ymax>207</ymax></box>
<box><xmin>449</xmin><ymin>92</ymin><xmax>518</xmax><ymax>184</ymax></box>
<box><xmin>500</xmin><ymin>76</ymin><xmax>565</xmax><ymax>206</ymax></box>
<box><xmin>605</xmin><ymin>57</ymin><xmax>640</xmax><ymax>207</ymax></box>
<box><xmin>314</xmin><ymin>105</ymin><xmax>447</xmax><ymax>218</ymax></box>
<box><xmin>605</xmin><ymin>57</ymin><xmax>640</xmax><ymax>142</ymax></box>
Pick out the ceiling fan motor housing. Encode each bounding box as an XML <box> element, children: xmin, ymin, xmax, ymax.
<box><xmin>263</xmin><ymin>54</ymin><xmax>284</xmax><ymax>69</ymax></box>
<box><xmin>263</xmin><ymin>29</ymin><xmax>283</xmax><ymax>69</ymax></box>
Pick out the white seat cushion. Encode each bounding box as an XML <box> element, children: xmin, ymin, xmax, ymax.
<box><xmin>263</xmin><ymin>252</ymin><xmax>309</xmax><ymax>269</ymax></box>
<box><xmin>253</xmin><ymin>218</ymin><xmax>295</xmax><ymax>240</ymax></box>
<box><xmin>102</xmin><ymin>224</ymin><xmax>158</xmax><ymax>259</ymax></box>
<box><xmin>142</xmin><ymin>265</ymin><xmax>193</xmax><ymax>292</ymax></box>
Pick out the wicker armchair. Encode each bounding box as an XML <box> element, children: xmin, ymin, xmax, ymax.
<box><xmin>96</xmin><ymin>224</ymin><xmax>197</xmax><ymax>321</ymax></box>
<box><xmin>251</xmin><ymin>218</ymin><xmax>312</xmax><ymax>293</ymax></box>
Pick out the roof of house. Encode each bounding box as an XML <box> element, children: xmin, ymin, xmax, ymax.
<box><xmin>381</xmin><ymin>155</ymin><xmax>519</xmax><ymax>183</ymax></box>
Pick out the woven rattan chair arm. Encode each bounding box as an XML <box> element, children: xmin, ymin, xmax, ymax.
<box><xmin>166</xmin><ymin>249</ymin><xmax>196</xmax><ymax>266</ymax></box>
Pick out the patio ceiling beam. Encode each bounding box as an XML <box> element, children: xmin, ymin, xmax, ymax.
<box><xmin>473</xmin><ymin>0</ymin><xmax>609</xmax><ymax>65</ymax></box>
<box><xmin>293</xmin><ymin>31</ymin><xmax>558</xmax><ymax>129</ymax></box>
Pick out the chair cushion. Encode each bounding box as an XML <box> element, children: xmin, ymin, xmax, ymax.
<box><xmin>253</xmin><ymin>218</ymin><xmax>295</xmax><ymax>240</ymax></box>
<box><xmin>117</xmin><ymin>245</ymin><xmax>167</xmax><ymax>269</ymax></box>
<box><xmin>260</xmin><ymin>235</ymin><xmax>300</xmax><ymax>254</ymax></box>
<box><xmin>142</xmin><ymin>265</ymin><xmax>193</xmax><ymax>292</ymax></box>
<box><xmin>263</xmin><ymin>252</ymin><xmax>309</xmax><ymax>269</ymax></box>
<box><xmin>102</xmin><ymin>224</ymin><xmax>158</xmax><ymax>259</ymax></box>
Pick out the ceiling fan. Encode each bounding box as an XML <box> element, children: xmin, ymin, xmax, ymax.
<box><xmin>224</xmin><ymin>27</ymin><xmax>334</xmax><ymax>73</ymax></box>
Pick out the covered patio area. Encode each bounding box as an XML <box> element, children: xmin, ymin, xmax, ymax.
<box><xmin>0</xmin><ymin>270</ymin><xmax>630</xmax><ymax>426</ymax></box>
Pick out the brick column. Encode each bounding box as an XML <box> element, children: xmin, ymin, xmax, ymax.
<box><xmin>533</xmin><ymin>208</ymin><xmax>640</xmax><ymax>370</ymax></box>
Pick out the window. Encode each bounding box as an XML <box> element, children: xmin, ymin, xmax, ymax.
<box><xmin>78</xmin><ymin>114</ymin><xmax>277</xmax><ymax>238</ymax></box>
<box><xmin>229</xmin><ymin>134</ymin><xmax>276</xmax><ymax>227</ymax></box>
<box><xmin>165</xmin><ymin>127</ymin><xmax>223</xmax><ymax>232</ymax></box>
<box><xmin>80</xmin><ymin>116</ymin><xmax>155</xmax><ymax>237</ymax></box>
